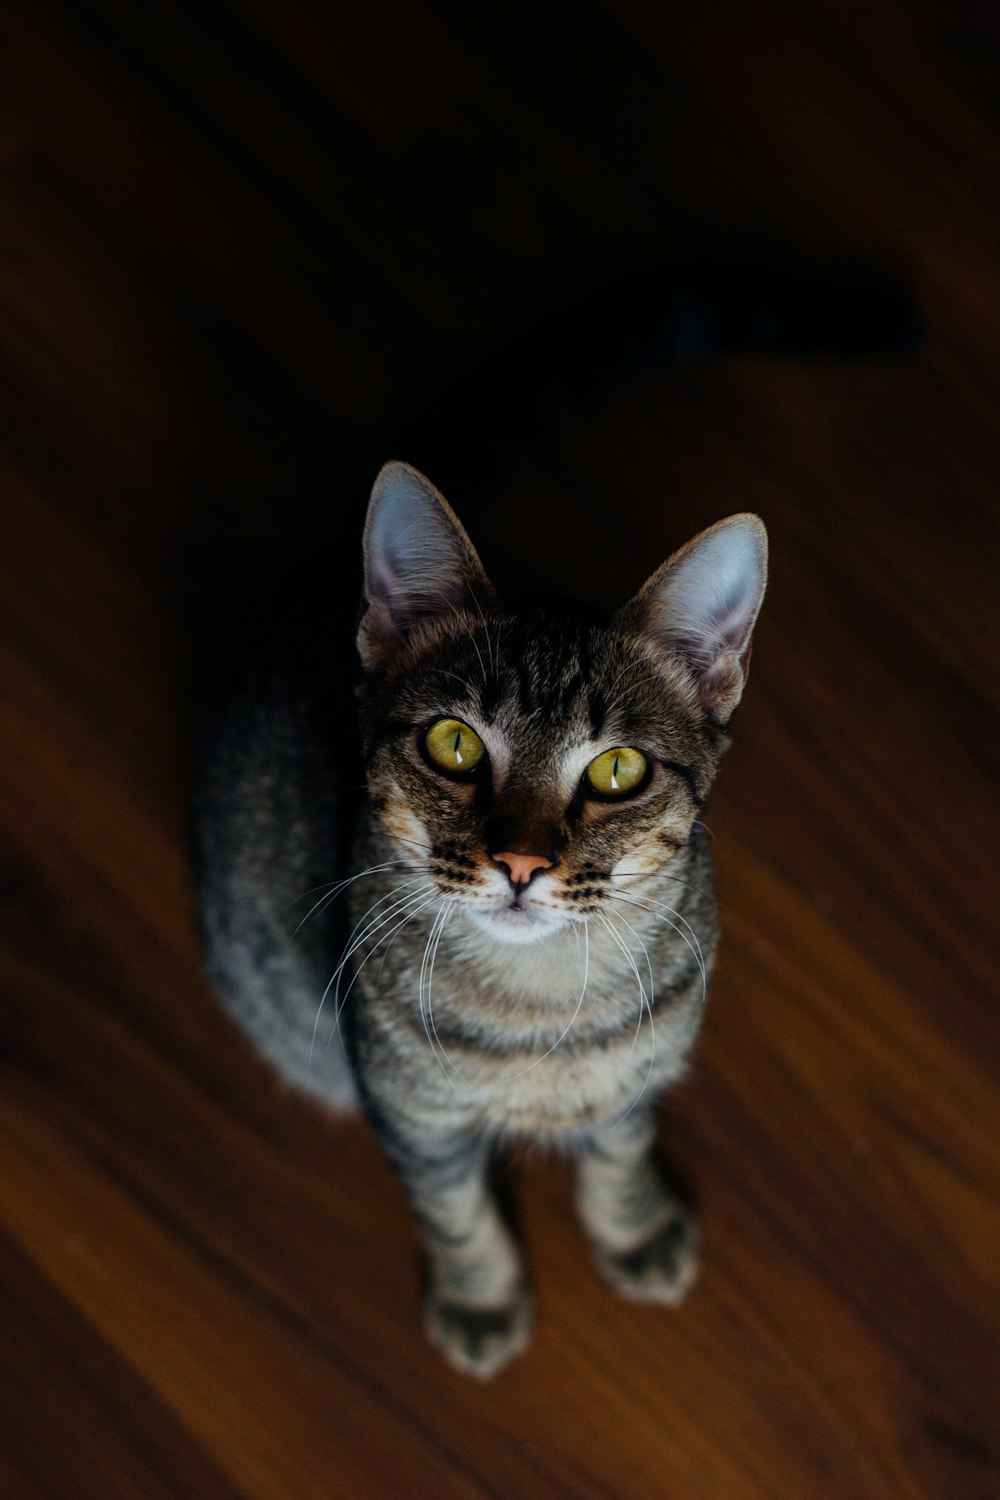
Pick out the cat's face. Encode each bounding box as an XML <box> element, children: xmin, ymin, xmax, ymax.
<box><xmin>361</xmin><ymin>607</ymin><xmax>723</xmax><ymax>944</ymax></box>
<box><xmin>357</xmin><ymin>463</ymin><xmax>767</xmax><ymax>945</ymax></box>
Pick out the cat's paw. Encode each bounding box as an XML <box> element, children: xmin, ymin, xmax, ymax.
<box><xmin>595</xmin><ymin>1209</ymin><xmax>700</xmax><ymax>1305</ymax></box>
<box><xmin>425</xmin><ymin>1288</ymin><xmax>534</xmax><ymax>1379</ymax></box>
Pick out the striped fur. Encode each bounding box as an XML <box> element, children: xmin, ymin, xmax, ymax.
<box><xmin>198</xmin><ymin>462</ymin><xmax>766</xmax><ymax>1377</ymax></box>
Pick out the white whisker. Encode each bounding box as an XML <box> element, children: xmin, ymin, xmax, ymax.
<box><xmin>598</xmin><ymin>911</ymin><xmax>651</xmax><ymax>1079</ymax></box>
<box><xmin>601</xmin><ymin>669</ymin><xmax>670</xmax><ymax>720</ymax></box>
<box><xmin>338</xmin><ymin>879</ymin><xmax>433</xmax><ymax>970</ymax></box>
<box><xmin>430</xmin><ymin>666</ymin><xmax>481</xmax><ymax>701</ymax></box>
<box><xmin>384</xmin><ymin>832</ymin><xmax>434</xmax><ymax>858</ymax></box>
<box><xmin>608</xmin><ymin>906</ymin><xmax>656</xmax><ymax>1015</ymax></box>
<box><xmin>609</xmin><ymin>868</ymin><xmax>711</xmax><ymax>900</ymax></box>
<box><xmin>608</xmin><ymin>892</ymin><xmax>706</xmax><ymax>996</ymax></box>
<box><xmin>444</xmin><ymin>599</ymin><xmax>489</xmax><ymax>687</ymax></box>
<box><xmin>290</xmin><ymin>860</ymin><xmax>414</xmax><ymax>934</ymax></box>
<box><xmin>466</xmin><ymin>588</ymin><xmax>499</xmax><ymax>684</ymax></box>
<box><xmin>309</xmin><ymin>883</ymin><xmax>436</xmax><ymax>1065</ymax></box>
<box><xmin>422</xmin><ymin>900</ymin><xmax>463</xmax><ymax>1082</ymax></box>
<box><xmin>505</xmin><ymin>919</ymin><xmax>590</xmax><ymax>1081</ymax></box>
<box><xmin>598</xmin><ymin>911</ymin><xmax>657</xmax><ymax>1129</ymax></box>
<box><xmin>326</xmin><ymin>888</ymin><xmax>442</xmax><ymax>1051</ymax></box>
<box><xmin>328</xmin><ymin>888</ymin><xmax>440</xmax><ymax>1044</ymax></box>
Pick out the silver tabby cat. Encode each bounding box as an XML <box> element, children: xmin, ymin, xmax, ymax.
<box><xmin>198</xmin><ymin>460</ymin><xmax>767</xmax><ymax>1377</ymax></box>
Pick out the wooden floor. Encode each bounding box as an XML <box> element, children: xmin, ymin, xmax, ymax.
<box><xmin>2</xmin><ymin>2</ymin><xmax>999</xmax><ymax>1496</ymax></box>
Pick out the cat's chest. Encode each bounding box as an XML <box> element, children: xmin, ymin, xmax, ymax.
<box><xmin>423</xmin><ymin>982</ymin><xmax>699</xmax><ymax>1134</ymax></box>
<box><xmin>364</xmin><ymin>918</ymin><xmax>702</xmax><ymax>1133</ymax></box>
<box><xmin>442</xmin><ymin>920</ymin><xmax>630</xmax><ymax>1014</ymax></box>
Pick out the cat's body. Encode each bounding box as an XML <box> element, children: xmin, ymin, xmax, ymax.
<box><xmin>351</xmin><ymin>818</ymin><xmax>712</xmax><ymax>1139</ymax></box>
<box><xmin>197</xmin><ymin>460</ymin><xmax>767</xmax><ymax>1376</ymax></box>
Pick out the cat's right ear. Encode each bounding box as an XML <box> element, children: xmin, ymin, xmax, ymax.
<box><xmin>621</xmin><ymin>512</ymin><xmax>768</xmax><ymax>724</ymax></box>
<box><xmin>358</xmin><ymin>461</ymin><xmax>494</xmax><ymax>671</ymax></box>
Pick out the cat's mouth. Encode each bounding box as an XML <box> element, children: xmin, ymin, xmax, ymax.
<box><xmin>466</xmin><ymin>891</ymin><xmax>570</xmax><ymax>945</ymax></box>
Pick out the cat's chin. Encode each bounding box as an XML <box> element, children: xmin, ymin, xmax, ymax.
<box><xmin>467</xmin><ymin>904</ymin><xmax>569</xmax><ymax>946</ymax></box>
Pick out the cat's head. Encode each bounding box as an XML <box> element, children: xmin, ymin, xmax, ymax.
<box><xmin>355</xmin><ymin>462</ymin><xmax>767</xmax><ymax>946</ymax></box>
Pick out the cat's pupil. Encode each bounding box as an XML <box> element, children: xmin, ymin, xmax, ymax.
<box><xmin>611</xmin><ymin>753</ymin><xmax>620</xmax><ymax>789</ymax></box>
<box><xmin>453</xmin><ymin>730</ymin><xmax>463</xmax><ymax>763</ymax></box>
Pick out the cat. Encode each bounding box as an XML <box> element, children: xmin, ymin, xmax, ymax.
<box><xmin>196</xmin><ymin>457</ymin><xmax>767</xmax><ymax>1377</ymax></box>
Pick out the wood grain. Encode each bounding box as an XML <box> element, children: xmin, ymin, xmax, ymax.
<box><xmin>1</xmin><ymin>1</ymin><xmax>998</xmax><ymax>1495</ymax></box>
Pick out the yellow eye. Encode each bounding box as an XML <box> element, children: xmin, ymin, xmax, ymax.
<box><xmin>586</xmin><ymin>747</ymin><xmax>647</xmax><ymax>798</ymax></box>
<box><xmin>424</xmin><ymin>718</ymin><xmax>485</xmax><ymax>775</ymax></box>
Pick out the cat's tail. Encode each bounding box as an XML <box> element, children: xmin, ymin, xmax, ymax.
<box><xmin>194</xmin><ymin>666</ymin><xmax>360</xmax><ymax>1116</ymax></box>
<box><xmin>398</xmin><ymin>256</ymin><xmax>919</xmax><ymax>504</ymax></box>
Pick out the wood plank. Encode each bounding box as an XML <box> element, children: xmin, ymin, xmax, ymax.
<box><xmin>0</xmin><ymin>0</ymin><xmax>997</xmax><ymax>1494</ymax></box>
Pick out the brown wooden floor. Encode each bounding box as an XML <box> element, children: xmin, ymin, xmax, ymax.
<box><xmin>2</xmin><ymin>1</ymin><xmax>999</xmax><ymax>1496</ymax></box>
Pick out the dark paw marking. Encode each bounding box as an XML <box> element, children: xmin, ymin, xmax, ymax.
<box><xmin>599</xmin><ymin>1213</ymin><xmax>700</xmax><ymax>1305</ymax></box>
<box><xmin>426</xmin><ymin>1293</ymin><xmax>534</xmax><ymax>1378</ymax></box>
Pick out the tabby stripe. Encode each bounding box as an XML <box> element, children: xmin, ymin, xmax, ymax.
<box><xmin>406</xmin><ymin>949</ymin><xmax>704</xmax><ymax>1058</ymax></box>
<box><xmin>662</xmin><ymin>760</ymin><xmax>705</xmax><ymax>807</ymax></box>
<box><xmin>514</xmin><ymin>651</ymin><xmax>534</xmax><ymax>716</ymax></box>
<box><xmin>588</xmin><ymin>687</ymin><xmax>607</xmax><ymax>735</ymax></box>
<box><xmin>413</xmin><ymin>1213</ymin><xmax>476</xmax><ymax>1249</ymax></box>
<box><xmin>378</xmin><ymin>1127</ymin><xmax>486</xmax><ymax>1183</ymax></box>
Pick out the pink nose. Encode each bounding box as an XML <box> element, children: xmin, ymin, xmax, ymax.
<box><xmin>491</xmin><ymin>851</ymin><xmax>554</xmax><ymax>887</ymax></box>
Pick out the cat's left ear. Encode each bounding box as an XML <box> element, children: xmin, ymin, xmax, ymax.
<box><xmin>622</xmin><ymin>514</ymin><xmax>768</xmax><ymax>724</ymax></box>
<box><xmin>358</xmin><ymin>461</ymin><xmax>495</xmax><ymax>671</ymax></box>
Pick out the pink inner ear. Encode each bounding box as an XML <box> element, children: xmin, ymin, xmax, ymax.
<box><xmin>713</xmin><ymin>593</ymin><xmax>758</xmax><ymax>654</ymax></box>
<box><xmin>361</xmin><ymin>462</ymin><xmax>493</xmax><ymax>645</ymax></box>
<box><xmin>637</xmin><ymin>514</ymin><xmax>767</xmax><ymax>721</ymax></box>
<box><xmin>697</xmin><ymin>650</ymin><xmax>744</xmax><ymax>711</ymax></box>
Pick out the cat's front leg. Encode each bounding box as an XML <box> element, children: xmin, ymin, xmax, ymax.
<box><xmin>575</xmin><ymin>1110</ymin><xmax>699</xmax><ymax>1305</ymax></box>
<box><xmin>381</xmin><ymin>1125</ymin><xmax>533</xmax><ymax>1378</ymax></box>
